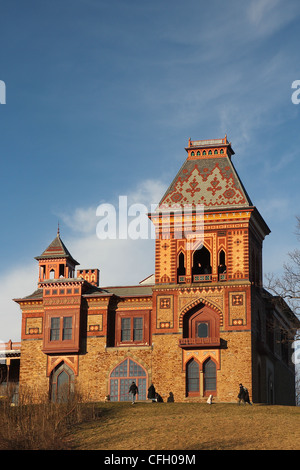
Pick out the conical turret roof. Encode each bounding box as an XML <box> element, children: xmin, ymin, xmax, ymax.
<box><xmin>35</xmin><ymin>230</ymin><xmax>79</xmax><ymax>265</ymax></box>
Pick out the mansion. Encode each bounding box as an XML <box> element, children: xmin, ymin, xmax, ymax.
<box><xmin>13</xmin><ymin>136</ymin><xmax>299</xmax><ymax>404</ymax></box>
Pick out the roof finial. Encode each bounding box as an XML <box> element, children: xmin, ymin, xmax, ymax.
<box><xmin>57</xmin><ymin>222</ymin><xmax>60</xmax><ymax>236</ymax></box>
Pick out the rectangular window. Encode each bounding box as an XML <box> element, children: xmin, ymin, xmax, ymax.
<box><xmin>197</xmin><ymin>322</ymin><xmax>209</xmax><ymax>338</ymax></box>
<box><xmin>63</xmin><ymin>317</ymin><xmax>73</xmax><ymax>340</ymax></box>
<box><xmin>133</xmin><ymin>317</ymin><xmax>143</xmax><ymax>341</ymax></box>
<box><xmin>121</xmin><ymin>318</ymin><xmax>131</xmax><ymax>342</ymax></box>
<box><xmin>50</xmin><ymin>317</ymin><xmax>60</xmax><ymax>341</ymax></box>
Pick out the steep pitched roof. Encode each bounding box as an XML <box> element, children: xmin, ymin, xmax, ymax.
<box><xmin>35</xmin><ymin>232</ymin><xmax>79</xmax><ymax>265</ymax></box>
<box><xmin>158</xmin><ymin>137</ymin><xmax>252</xmax><ymax>211</ymax></box>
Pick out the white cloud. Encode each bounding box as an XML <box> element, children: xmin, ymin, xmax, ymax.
<box><xmin>0</xmin><ymin>263</ymin><xmax>37</xmax><ymax>342</ymax></box>
<box><xmin>246</xmin><ymin>0</ymin><xmax>298</xmax><ymax>36</ymax></box>
<box><xmin>55</xmin><ymin>177</ymin><xmax>163</xmax><ymax>286</ymax></box>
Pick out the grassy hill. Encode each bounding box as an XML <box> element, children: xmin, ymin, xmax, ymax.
<box><xmin>69</xmin><ymin>402</ymin><xmax>300</xmax><ymax>451</ymax></box>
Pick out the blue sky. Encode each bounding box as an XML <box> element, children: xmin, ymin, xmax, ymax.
<box><xmin>1</xmin><ymin>0</ymin><xmax>300</xmax><ymax>341</ymax></box>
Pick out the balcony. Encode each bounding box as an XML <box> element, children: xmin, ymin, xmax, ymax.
<box><xmin>179</xmin><ymin>337</ymin><xmax>220</xmax><ymax>349</ymax></box>
<box><xmin>193</xmin><ymin>274</ymin><xmax>212</xmax><ymax>282</ymax></box>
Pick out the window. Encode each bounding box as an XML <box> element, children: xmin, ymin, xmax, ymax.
<box><xmin>63</xmin><ymin>317</ymin><xmax>73</xmax><ymax>340</ymax></box>
<box><xmin>59</xmin><ymin>264</ymin><xmax>65</xmax><ymax>277</ymax></box>
<box><xmin>114</xmin><ymin>310</ymin><xmax>150</xmax><ymax>347</ymax></box>
<box><xmin>50</xmin><ymin>316</ymin><xmax>72</xmax><ymax>341</ymax></box>
<box><xmin>50</xmin><ymin>317</ymin><xmax>60</xmax><ymax>341</ymax></box>
<box><xmin>121</xmin><ymin>317</ymin><xmax>143</xmax><ymax>343</ymax></box>
<box><xmin>186</xmin><ymin>359</ymin><xmax>199</xmax><ymax>395</ymax></box>
<box><xmin>204</xmin><ymin>359</ymin><xmax>216</xmax><ymax>394</ymax></box>
<box><xmin>192</xmin><ymin>246</ymin><xmax>211</xmax><ymax>277</ymax></box>
<box><xmin>121</xmin><ymin>318</ymin><xmax>131</xmax><ymax>341</ymax></box>
<box><xmin>44</xmin><ymin>312</ymin><xmax>79</xmax><ymax>354</ymax></box>
<box><xmin>197</xmin><ymin>322</ymin><xmax>209</xmax><ymax>338</ymax></box>
<box><xmin>110</xmin><ymin>358</ymin><xmax>147</xmax><ymax>402</ymax></box>
<box><xmin>133</xmin><ymin>317</ymin><xmax>143</xmax><ymax>341</ymax></box>
<box><xmin>177</xmin><ymin>252</ymin><xmax>186</xmax><ymax>282</ymax></box>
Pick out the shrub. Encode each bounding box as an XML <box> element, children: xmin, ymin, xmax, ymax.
<box><xmin>0</xmin><ymin>386</ymin><xmax>97</xmax><ymax>450</ymax></box>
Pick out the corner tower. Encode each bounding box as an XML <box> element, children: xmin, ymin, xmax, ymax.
<box><xmin>149</xmin><ymin>136</ymin><xmax>271</xmax><ymax>401</ymax></box>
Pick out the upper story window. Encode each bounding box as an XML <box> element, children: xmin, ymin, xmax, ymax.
<box><xmin>50</xmin><ymin>316</ymin><xmax>73</xmax><ymax>342</ymax></box>
<box><xmin>197</xmin><ymin>322</ymin><xmax>209</xmax><ymax>338</ymax></box>
<box><xmin>43</xmin><ymin>310</ymin><xmax>80</xmax><ymax>354</ymax></box>
<box><xmin>121</xmin><ymin>317</ymin><xmax>143</xmax><ymax>342</ymax></box>
<box><xmin>115</xmin><ymin>310</ymin><xmax>150</xmax><ymax>347</ymax></box>
<box><xmin>192</xmin><ymin>246</ymin><xmax>212</xmax><ymax>282</ymax></box>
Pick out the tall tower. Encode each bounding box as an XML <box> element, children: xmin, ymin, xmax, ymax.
<box><xmin>149</xmin><ymin>136</ymin><xmax>271</xmax><ymax>400</ymax></box>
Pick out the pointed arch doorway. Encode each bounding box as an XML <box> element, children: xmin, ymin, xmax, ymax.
<box><xmin>50</xmin><ymin>362</ymin><xmax>75</xmax><ymax>402</ymax></box>
<box><xmin>109</xmin><ymin>358</ymin><xmax>148</xmax><ymax>402</ymax></box>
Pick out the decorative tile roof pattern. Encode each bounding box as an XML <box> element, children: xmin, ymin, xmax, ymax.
<box><xmin>35</xmin><ymin>233</ymin><xmax>79</xmax><ymax>265</ymax></box>
<box><xmin>158</xmin><ymin>156</ymin><xmax>252</xmax><ymax>210</ymax></box>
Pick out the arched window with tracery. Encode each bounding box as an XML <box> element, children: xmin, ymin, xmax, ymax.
<box><xmin>109</xmin><ymin>358</ymin><xmax>147</xmax><ymax>402</ymax></box>
<box><xmin>186</xmin><ymin>358</ymin><xmax>200</xmax><ymax>396</ymax></box>
<box><xmin>203</xmin><ymin>358</ymin><xmax>217</xmax><ymax>396</ymax></box>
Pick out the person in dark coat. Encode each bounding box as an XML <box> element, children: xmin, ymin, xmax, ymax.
<box><xmin>147</xmin><ymin>383</ymin><xmax>156</xmax><ymax>402</ymax></box>
<box><xmin>129</xmin><ymin>381</ymin><xmax>138</xmax><ymax>404</ymax></box>
<box><xmin>243</xmin><ymin>387</ymin><xmax>252</xmax><ymax>405</ymax></box>
<box><xmin>155</xmin><ymin>392</ymin><xmax>163</xmax><ymax>402</ymax></box>
<box><xmin>238</xmin><ymin>383</ymin><xmax>245</xmax><ymax>404</ymax></box>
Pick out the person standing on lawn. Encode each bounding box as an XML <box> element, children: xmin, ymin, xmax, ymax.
<box><xmin>129</xmin><ymin>381</ymin><xmax>138</xmax><ymax>404</ymax></box>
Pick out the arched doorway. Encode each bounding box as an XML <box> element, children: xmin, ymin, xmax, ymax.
<box><xmin>50</xmin><ymin>362</ymin><xmax>75</xmax><ymax>402</ymax></box>
<box><xmin>109</xmin><ymin>358</ymin><xmax>147</xmax><ymax>402</ymax></box>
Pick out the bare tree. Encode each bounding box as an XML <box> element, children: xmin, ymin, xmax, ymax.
<box><xmin>265</xmin><ymin>216</ymin><xmax>300</xmax><ymax>341</ymax></box>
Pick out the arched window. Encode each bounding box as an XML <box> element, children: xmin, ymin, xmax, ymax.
<box><xmin>214</xmin><ymin>149</ymin><xmax>218</xmax><ymax>154</ymax></box>
<box><xmin>192</xmin><ymin>245</ymin><xmax>211</xmax><ymax>277</ymax></box>
<box><xmin>191</xmin><ymin>151</ymin><xmax>195</xmax><ymax>156</ymax></box>
<box><xmin>202</xmin><ymin>150</ymin><xmax>206</xmax><ymax>155</ymax></box>
<box><xmin>186</xmin><ymin>359</ymin><xmax>199</xmax><ymax>395</ymax></box>
<box><xmin>50</xmin><ymin>362</ymin><xmax>75</xmax><ymax>403</ymax></box>
<box><xmin>218</xmin><ymin>250</ymin><xmax>226</xmax><ymax>278</ymax></box>
<box><xmin>177</xmin><ymin>252</ymin><xmax>186</xmax><ymax>282</ymax></box>
<box><xmin>196</xmin><ymin>151</ymin><xmax>200</xmax><ymax>156</ymax></box>
<box><xmin>203</xmin><ymin>359</ymin><xmax>216</xmax><ymax>395</ymax></box>
<box><xmin>208</xmin><ymin>150</ymin><xmax>212</xmax><ymax>155</ymax></box>
<box><xmin>49</xmin><ymin>269</ymin><xmax>55</xmax><ymax>279</ymax></box>
<box><xmin>220</xmin><ymin>149</ymin><xmax>224</xmax><ymax>154</ymax></box>
<box><xmin>110</xmin><ymin>358</ymin><xmax>147</xmax><ymax>402</ymax></box>
<box><xmin>181</xmin><ymin>303</ymin><xmax>220</xmax><ymax>347</ymax></box>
